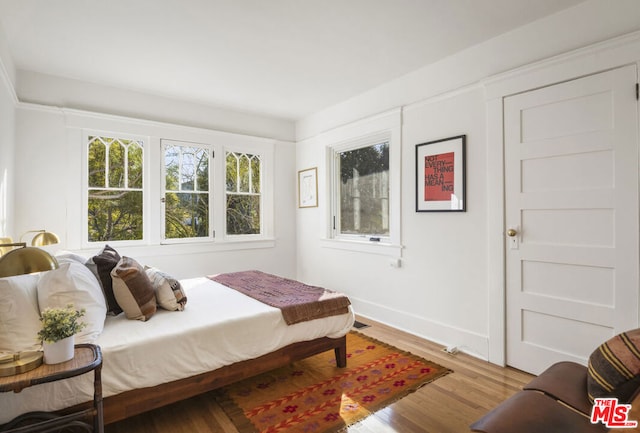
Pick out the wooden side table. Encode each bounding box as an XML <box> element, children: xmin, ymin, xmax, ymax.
<box><xmin>0</xmin><ymin>344</ymin><xmax>103</xmax><ymax>433</ymax></box>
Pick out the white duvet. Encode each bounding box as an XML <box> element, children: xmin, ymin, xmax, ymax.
<box><xmin>0</xmin><ymin>277</ymin><xmax>354</xmax><ymax>424</ymax></box>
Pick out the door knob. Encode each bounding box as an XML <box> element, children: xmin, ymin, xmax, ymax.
<box><xmin>507</xmin><ymin>228</ymin><xmax>517</xmax><ymax>237</ymax></box>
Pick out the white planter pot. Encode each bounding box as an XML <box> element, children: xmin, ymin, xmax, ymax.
<box><xmin>43</xmin><ymin>335</ymin><xmax>75</xmax><ymax>364</ymax></box>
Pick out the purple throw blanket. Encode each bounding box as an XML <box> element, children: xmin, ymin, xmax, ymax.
<box><xmin>209</xmin><ymin>270</ymin><xmax>351</xmax><ymax>325</ymax></box>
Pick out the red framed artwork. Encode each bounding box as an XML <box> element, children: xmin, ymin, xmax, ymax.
<box><xmin>415</xmin><ymin>135</ymin><xmax>466</xmax><ymax>212</ymax></box>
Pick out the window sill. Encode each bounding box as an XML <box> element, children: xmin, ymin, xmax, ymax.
<box><xmin>79</xmin><ymin>238</ymin><xmax>276</xmax><ymax>257</ymax></box>
<box><xmin>320</xmin><ymin>238</ymin><xmax>403</xmax><ymax>258</ymax></box>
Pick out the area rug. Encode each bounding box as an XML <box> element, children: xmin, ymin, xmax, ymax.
<box><xmin>213</xmin><ymin>331</ymin><xmax>452</xmax><ymax>433</ymax></box>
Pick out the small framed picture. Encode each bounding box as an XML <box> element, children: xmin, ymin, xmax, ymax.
<box><xmin>298</xmin><ymin>167</ymin><xmax>318</xmax><ymax>208</ymax></box>
<box><xmin>415</xmin><ymin>135</ymin><xmax>466</xmax><ymax>212</ymax></box>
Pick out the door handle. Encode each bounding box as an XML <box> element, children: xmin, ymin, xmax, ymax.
<box><xmin>507</xmin><ymin>228</ymin><xmax>518</xmax><ymax>237</ymax></box>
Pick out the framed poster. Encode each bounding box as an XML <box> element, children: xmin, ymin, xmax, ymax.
<box><xmin>298</xmin><ymin>167</ymin><xmax>318</xmax><ymax>208</ymax></box>
<box><xmin>415</xmin><ymin>135</ymin><xmax>466</xmax><ymax>212</ymax></box>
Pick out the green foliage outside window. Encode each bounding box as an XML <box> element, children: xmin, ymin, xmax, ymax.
<box><xmin>164</xmin><ymin>144</ymin><xmax>209</xmax><ymax>239</ymax></box>
<box><xmin>87</xmin><ymin>136</ymin><xmax>144</xmax><ymax>242</ymax></box>
<box><xmin>226</xmin><ymin>152</ymin><xmax>261</xmax><ymax>235</ymax></box>
<box><xmin>339</xmin><ymin>141</ymin><xmax>390</xmax><ymax>236</ymax></box>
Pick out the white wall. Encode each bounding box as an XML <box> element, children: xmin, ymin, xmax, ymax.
<box><xmin>0</xmin><ymin>48</ymin><xmax>16</xmax><ymax>238</ymax></box>
<box><xmin>16</xmin><ymin>71</ymin><xmax>295</xmax><ymax>142</ymax></box>
<box><xmin>295</xmin><ymin>0</ymin><xmax>640</xmax><ymax>361</ymax></box>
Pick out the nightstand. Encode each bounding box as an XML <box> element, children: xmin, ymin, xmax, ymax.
<box><xmin>0</xmin><ymin>344</ymin><xmax>103</xmax><ymax>433</ymax></box>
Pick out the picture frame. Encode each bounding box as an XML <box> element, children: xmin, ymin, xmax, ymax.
<box><xmin>415</xmin><ymin>135</ymin><xmax>466</xmax><ymax>212</ymax></box>
<box><xmin>298</xmin><ymin>167</ymin><xmax>318</xmax><ymax>208</ymax></box>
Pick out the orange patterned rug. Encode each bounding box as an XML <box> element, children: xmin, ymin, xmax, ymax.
<box><xmin>214</xmin><ymin>331</ymin><xmax>452</xmax><ymax>433</ymax></box>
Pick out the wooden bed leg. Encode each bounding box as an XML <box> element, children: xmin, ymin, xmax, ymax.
<box><xmin>334</xmin><ymin>336</ymin><xmax>347</xmax><ymax>368</ymax></box>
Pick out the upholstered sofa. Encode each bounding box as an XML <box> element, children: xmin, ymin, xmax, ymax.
<box><xmin>470</xmin><ymin>330</ymin><xmax>640</xmax><ymax>433</ymax></box>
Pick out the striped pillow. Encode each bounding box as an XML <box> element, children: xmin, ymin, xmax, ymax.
<box><xmin>111</xmin><ymin>257</ymin><xmax>157</xmax><ymax>321</ymax></box>
<box><xmin>587</xmin><ymin>328</ymin><xmax>640</xmax><ymax>404</ymax></box>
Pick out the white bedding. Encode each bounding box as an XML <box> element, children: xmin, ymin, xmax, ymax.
<box><xmin>0</xmin><ymin>277</ymin><xmax>354</xmax><ymax>424</ymax></box>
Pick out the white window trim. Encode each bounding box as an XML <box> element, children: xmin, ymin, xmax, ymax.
<box><xmin>322</xmin><ymin>108</ymin><xmax>402</xmax><ymax>257</ymax></box>
<box><xmin>82</xmin><ymin>129</ymin><xmax>150</xmax><ymax>248</ymax></box>
<box><xmin>160</xmin><ymin>139</ymin><xmax>214</xmax><ymax>244</ymax></box>
<box><xmin>75</xmin><ymin>113</ymin><xmax>276</xmax><ymax>250</ymax></box>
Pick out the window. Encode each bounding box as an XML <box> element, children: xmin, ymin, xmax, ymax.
<box><xmin>324</xmin><ymin>110</ymin><xmax>401</xmax><ymax>255</ymax></box>
<box><xmin>162</xmin><ymin>141</ymin><xmax>211</xmax><ymax>240</ymax></box>
<box><xmin>86</xmin><ymin>135</ymin><xmax>144</xmax><ymax>242</ymax></box>
<box><xmin>334</xmin><ymin>139</ymin><xmax>390</xmax><ymax>240</ymax></box>
<box><xmin>226</xmin><ymin>151</ymin><xmax>261</xmax><ymax>235</ymax></box>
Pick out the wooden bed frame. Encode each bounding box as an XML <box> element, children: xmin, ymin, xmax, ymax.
<box><xmin>69</xmin><ymin>334</ymin><xmax>347</xmax><ymax>424</ymax></box>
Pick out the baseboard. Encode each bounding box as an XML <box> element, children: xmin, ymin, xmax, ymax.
<box><xmin>350</xmin><ymin>296</ymin><xmax>489</xmax><ymax>361</ymax></box>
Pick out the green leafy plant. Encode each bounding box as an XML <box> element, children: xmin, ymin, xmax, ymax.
<box><xmin>37</xmin><ymin>305</ymin><xmax>86</xmax><ymax>343</ymax></box>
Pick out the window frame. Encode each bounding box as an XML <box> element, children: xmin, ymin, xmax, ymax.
<box><xmin>82</xmin><ymin>130</ymin><xmax>150</xmax><ymax>247</ymax></box>
<box><xmin>322</xmin><ymin>109</ymin><xmax>402</xmax><ymax>257</ymax></box>
<box><xmin>81</xmin><ymin>126</ymin><xmax>275</xmax><ymax>250</ymax></box>
<box><xmin>160</xmin><ymin>139</ymin><xmax>214</xmax><ymax>244</ymax></box>
<box><xmin>330</xmin><ymin>133</ymin><xmax>391</xmax><ymax>243</ymax></box>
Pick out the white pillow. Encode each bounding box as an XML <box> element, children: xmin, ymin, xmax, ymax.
<box><xmin>55</xmin><ymin>251</ymin><xmax>89</xmax><ymax>265</ymax></box>
<box><xmin>0</xmin><ymin>273</ymin><xmax>42</xmax><ymax>353</ymax></box>
<box><xmin>37</xmin><ymin>262</ymin><xmax>107</xmax><ymax>344</ymax></box>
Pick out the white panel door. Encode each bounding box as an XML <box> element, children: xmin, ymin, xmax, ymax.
<box><xmin>505</xmin><ymin>65</ymin><xmax>639</xmax><ymax>375</ymax></box>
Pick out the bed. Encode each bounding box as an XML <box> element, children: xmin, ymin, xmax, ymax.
<box><xmin>0</xmin><ymin>253</ymin><xmax>354</xmax><ymax>426</ymax></box>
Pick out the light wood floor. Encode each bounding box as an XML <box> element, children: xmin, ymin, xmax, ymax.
<box><xmin>104</xmin><ymin>316</ymin><xmax>539</xmax><ymax>433</ymax></box>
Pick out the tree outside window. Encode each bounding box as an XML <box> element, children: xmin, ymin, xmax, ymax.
<box><xmin>163</xmin><ymin>143</ymin><xmax>210</xmax><ymax>239</ymax></box>
<box><xmin>337</xmin><ymin>141</ymin><xmax>389</xmax><ymax>238</ymax></box>
<box><xmin>87</xmin><ymin>136</ymin><xmax>144</xmax><ymax>242</ymax></box>
<box><xmin>226</xmin><ymin>151</ymin><xmax>261</xmax><ymax>235</ymax></box>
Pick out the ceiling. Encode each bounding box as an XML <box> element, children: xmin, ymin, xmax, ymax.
<box><xmin>0</xmin><ymin>0</ymin><xmax>586</xmax><ymax>121</ymax></box>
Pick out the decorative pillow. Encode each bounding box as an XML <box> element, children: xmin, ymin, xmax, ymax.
<box><xmin>90</xmin><ymin>245</ymin><xmax>122</xmax><ymax>314</ymax></box>
<box><xmin>0</xmin><ymin>273</ymin><xmax>42</xmax><ymax>353</ymax></box>
<box><xmin>37</xmin><ymin>262</ymin><xmax>107</xmax><ymax>344</ymax></box>
<box><xmin>145</xmin><ymin>267</ymin><xmax>187</xmax><ymax>311</ymax></box>
<box><xmin>111</xmin><ymin>257</ymin><xmax>156</xmax><ymax>321</ymax></box>
<box><xmin>587</xmin><ymin>328</ymin><xmax>640</xmax><ymax>403</ymax></box>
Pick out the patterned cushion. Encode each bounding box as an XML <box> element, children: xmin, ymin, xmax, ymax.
<box><xmin>145</xmin><ymin>267</ymin><xmax>187</xmax><ymax>311</ymax></box>
<box><xmin>89</xmin><ymin>245</ymin><xmax>122</xmax><ymax>314</ymax></box>
<box><xmin>111</xmin><ymin>257</ymin><xmax>157</xmax><ymax>321</ymax></box>
<box><xmin>587</xmin><ymin>328</ymin><xmax>640</xmax><ymax>403</ymax></box>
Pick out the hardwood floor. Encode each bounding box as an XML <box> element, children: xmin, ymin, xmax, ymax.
<box><xmin>104</xmin><ymin>316</ymin><xmax>537</xmax><ymax>433</ymax></box>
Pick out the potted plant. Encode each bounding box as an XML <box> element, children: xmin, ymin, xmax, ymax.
<box><xmin>38</xmin><ymin>304</ymin><xmax>86</xmax><ymax>364</ymax></box>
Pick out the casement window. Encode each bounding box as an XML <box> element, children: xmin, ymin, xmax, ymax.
<box><xmin>159</xmin><ymin>139</ymin><xmax>272</xmax><ymax>244</ymax></box>
<box><xmin>324</xmin><ymin>110</ymin><xmax>401</xmax><ymax>256</ymax></box>
<box><xmin>86</xmin><ymin>134</ymin><xmax>145</xmax><ymax>242</ymax></box>
<box><xmin>331</xmin><ymin>136</ymin><xmax>390</xmax><ymax>242</ymax></box>
<box><xmin>162</xmin><ymin>141</ymin><xmax>211</xmax><ymax>240</ymax></box>
<box><xmin>84</xmin><ymin>129</ymin><xmax>273</xmax><ymax>247</ymax></box>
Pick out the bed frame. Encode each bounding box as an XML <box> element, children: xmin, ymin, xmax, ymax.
<box><xmin>69</xmin><ymin>335</ymin><xmax>347</xmax><ymax>424</ymax></box>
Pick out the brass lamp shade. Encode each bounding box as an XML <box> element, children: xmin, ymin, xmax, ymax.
<box><xmin>31</xmin><ymin>230</ymin><xmax>60</xmax><ymax>247</ymax></box>
<box><xmin>0</xmin><ymin>247</ymin><xmax>58</xmax><ymax>278</ymax></box>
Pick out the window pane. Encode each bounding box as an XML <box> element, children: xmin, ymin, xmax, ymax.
<box><xmin>339</xmin><ymin>142</ymin><xmax>389</xmax><ymax>236</ymax></box>
<box><xmin>164</xmin><ymin>192</ymin><xmax>209</xmax><ymax>239</ymax></box>
<box><xmin>226</xmin><ymin>152</ymin><xmax>238</xmax><ymax>192</ymax></box>
<box><xmin>88</xmin><ymin>190</ymin><xmax>143</xmax><ymax>241</ymax></box>
<box><xmin>88</xmin><ymin>138</ymin><xmax>106</xmax><ymax>188</ymax></box>
<box><xmin>181</xmin><ymin>149</ymin><xmax>195</xmax><ymax>191</ymax></box>
<box><xmin>251</xmin><ymin>155</ymin><xmax>261</xmax><ymax>193</ymax></box>
<box><xmin>128</xmin><ymin>142</ymin><xmax>143</xmax><ymax>189</ymax></box>
<box><xmin>108</xmin><ymin>141</ymin><xmax>125</xmax><ymax>188</ymax></box>
<box><xmin>165</xmin><ymin>145</ymin><xmax>180</xmax><ymax>190</ymax></box>
<box><xmin>226</xmin><ymin>194</ymin><xmax>260</xmax><ymax>235</ymax></box>
<box><xmin>239</xmin><ymin>154</ymin><xmax>250</xmax><ymax>192</ymax></box>
<box><xmin>195</xmin><ymin>148</ymin><xmax>208</xmax><ymax>191</ymax></box>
